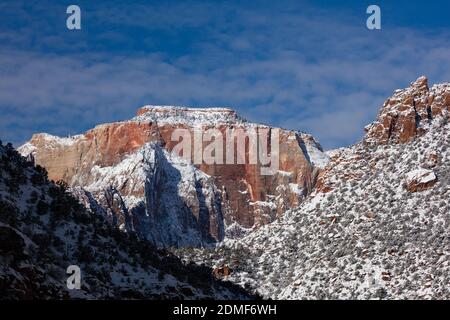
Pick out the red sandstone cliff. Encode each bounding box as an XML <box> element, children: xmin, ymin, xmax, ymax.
<box><xmin>19</xmin><ymin>106</ymin><xmax>328</xmax><ymax>246</ymax></box>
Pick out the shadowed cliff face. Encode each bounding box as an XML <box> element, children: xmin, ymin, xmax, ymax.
<box><xmin>65</xmin><ymin>143</ymin><xmax>225</xmax><ymax>248</ymax></box>
<box><xmin>138</xmin><ymin>143</ymin><xmax>225</xmax><ymax>247</ymax></box>
<box><xmin>19</xmin><ymin>106</ymin><xmax>327</xmax><ymax>247</ymax></box>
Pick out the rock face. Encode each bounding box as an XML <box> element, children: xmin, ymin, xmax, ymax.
<box><xmin>212</xmin><ymin>265</ymin><xmax>232</xmax><ymax>279</ymax></box>
<box><xmin>317</xmin><ymin>76</ymin><xmax>449</xmax><ymax>197</ymax></box>
<box><xmin>405</xmin><ymin>168</ymin><xmax>438</xmax><ymax>192</ymax></box>
<box><xmin>365</xmin><ymin>76</ymin><xmax>450</xmax><ymax>145</ymax></box>
<box><xmin>19</xmin><ymin>106</ymin><xmax>327</xmax><ymax>247</ymax></box>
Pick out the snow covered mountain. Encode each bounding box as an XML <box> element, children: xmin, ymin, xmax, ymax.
<box><xmin>0</xmin><ymin>142</ymin><xmax>256</xmax><ymax>299</ymax></box>
<box><xmin>19</xmin><ymin>106</ymin><xmax>327</xmax><ymax>247</ymax></box>
<box><xmin>176</xmin><ymin>77</ymin><xmax>450</xmax><ymax>299</ymax></box>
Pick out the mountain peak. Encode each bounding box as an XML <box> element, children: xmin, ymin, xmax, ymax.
<box><xmin>410</xmin><ymin>75</ymin><xmax>429</xmax><ymax>92</ymax></box>
<box><xmin>364</xmin><ymin>77</ymin><xmax>449</xmax><ymax>146</ymax></box>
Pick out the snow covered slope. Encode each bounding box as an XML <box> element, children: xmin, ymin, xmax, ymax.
<box><xmin>0</xmin><ymin>142</ymin><xmax>256</xmax><ymax>299</ymax></box>
<box><xmin>176</xmin><ymin>77</ymin><xmax>450</xmax><ymax>299</ymax></box>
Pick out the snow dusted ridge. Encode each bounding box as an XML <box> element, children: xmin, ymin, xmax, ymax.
<box><xmin>28</xmin><ymin>133</ymin><xmax>82</xmax><ymax>148</ymax></box>
<box><xmin>133</xmin><ymin>105</ymin><xmax>246</xmax><ymax>126</ymax></box>
<box><xmin>365</xmin><ymin>76</ymin><xmax>450</xmax><ymax>145</ymax></box>
<box><xmin>176</xmin><ymin>77</ymin><xmax>450</xmax><ymax>300</ymax></box>
<box><xmin>16</xmin><ymin>142</ymin><xmax>36</xmax><ymax>157</ymax></box>
<box><xmin>133</xmin><ymin>105</ymin><xmax>329</xmax><ymax>168</ymax></box>
<box><xmin>19</xmin><ymin>133</ymin><xmax>84</xmax><ymax>157</ymax></box>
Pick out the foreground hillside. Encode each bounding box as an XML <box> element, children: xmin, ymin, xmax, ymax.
<box><xmin>0</xmin><ymin>142</ymin><xmax>255</xmax><ymax>299</ymax></box>
<box><xmin>176</xmin><ymin>77</ymin><xmax>450</xmax><ymax>299</ymax></box>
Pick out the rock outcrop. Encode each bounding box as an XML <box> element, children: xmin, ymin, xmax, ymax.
<box><xmin>316</xmin><ymin>76</ymin><xmax>449</xmax><ymax>197</ymax></box>
<box><xmin>19</xmin><ymin>106</ymin><xmax>328</xmax><ymax>247</ymax></box>
<box><xmin>365</xmin><ymin>76</ymin><xmax>450</xmax><ymax>145</ymax></box>
<box><xmin>404</xmin><ymin>168</ymin><xmax>438</xmax><ymax>192</ymax></box>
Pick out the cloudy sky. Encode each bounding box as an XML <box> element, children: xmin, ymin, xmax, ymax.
<box><xmin>1</xmin><ymin>0</ymin><xmax>450</xmax><ymax>149</ymax></box>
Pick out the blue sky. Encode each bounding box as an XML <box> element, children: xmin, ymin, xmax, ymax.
<box><xmin>1</xmin><ymin>0</ymin><xmax>450</xmax><ymax>149</ymax></box>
